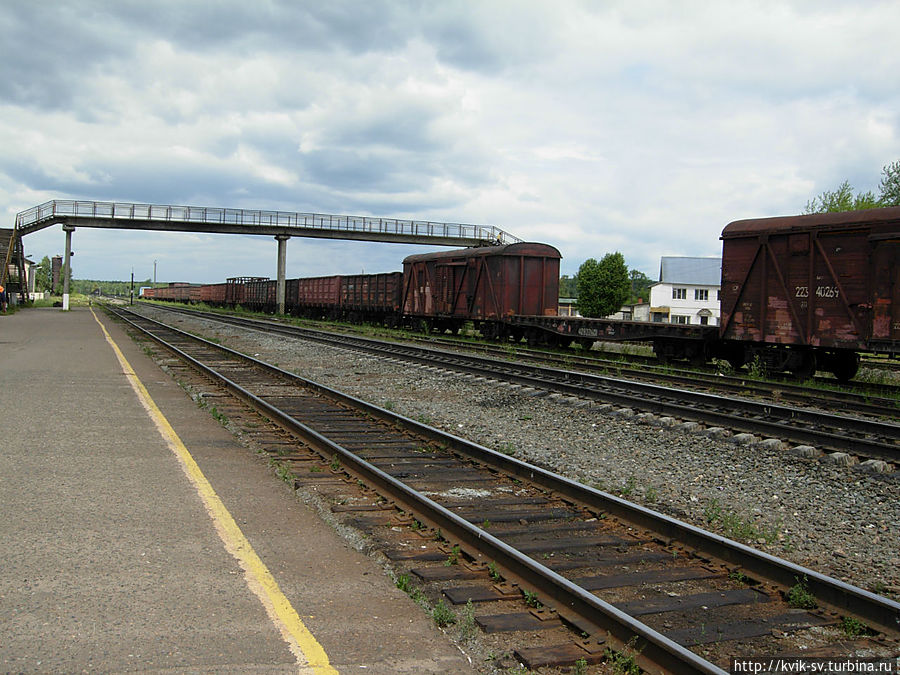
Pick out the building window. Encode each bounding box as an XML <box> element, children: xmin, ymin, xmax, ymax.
<box><xmin>699</xmin><ymin>315</ymin><xmax>709</xmax><ymax>325</ymax></box>
<box><xmin>672</xmin><ymin>288</ymin><xmax>686</xmax><ymax>300</ymax></box>
<box><xmin>671</xmin><ymin>315</ymin><xmax>689</xmax><ymax>324</ymax></box>
<box><xmin>695</xmin><ymin>288</ymin><xmax>708</xmax><ymax>301</ymax></box>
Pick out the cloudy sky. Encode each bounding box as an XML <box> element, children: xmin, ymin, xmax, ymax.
<box><xmin>2</xmin><ymin>1</ymin><xmax>898</xmax><ymax>283</ymax></box>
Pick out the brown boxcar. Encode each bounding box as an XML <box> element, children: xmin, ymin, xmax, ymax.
<box><xmin>245</xmin><ymin>278</ymin><xmax>276</xmax><ymax>311</ymax></box>
<box><xmin>225</xmin><ymin>277</ymin><xmax>266</xmax><ymax>306</ymax></box>
<box><xmin>290</xmin><ymin>275</ymin><xmax>343</xmax><ymax>317</ymax></box>
<box><xmin>402</xmin><ymin>242</ymin><xmax>561</xmax><ymax>333</ymax></box>
<box><xmin>199</xmin><ymin>283</ymin><xmax>227</xmax><ymax>304</ymax></box>
<box><xmin>340</xmin><ymin>272</ymin><xmax>402</xmax><ymax>323</ymax></box>
<box><xmin>153</xmin><ymin>283</ymin><xmax>196</xmax><ymax>302</ymax></box>
<box><xmin>718</xmin><ymin>206</ymin><xmax>900</xmax><ymax>380</ymax></box>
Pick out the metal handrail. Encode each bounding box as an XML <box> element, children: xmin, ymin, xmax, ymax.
<box><xmin>16</xmin><ymin>199</ymin><xmax>521</xmax><ymax>244</ymax></box>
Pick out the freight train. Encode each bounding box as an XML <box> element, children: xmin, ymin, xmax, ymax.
<box><xmin>144</xmin><ymin>207</ymin><xmax>900</xmax><ymax>382</ymax></box>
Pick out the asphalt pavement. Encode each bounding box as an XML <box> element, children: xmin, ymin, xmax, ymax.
<box><xmin>0</xmin><ymin>306</ymin><xmax>474</xmax><ymax>674</ymax></box>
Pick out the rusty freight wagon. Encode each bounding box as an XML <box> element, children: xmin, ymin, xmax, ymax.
<box><xmin>244</xmin><ymin>278</ymin><xmax>276</xmax><ymax>311</ymax></box>
<box><xmin>225</xmin><ymin>277</ymin><xmax>267</xmax><ymax>306</ymax></box>
<box><xmin>199</xmin><ymin>282</ymin><xmax>227</xmax><ymax>305</ymax></box>
<box><xmin>340</xmin><ymin>272</ymin><xmax>403</xmax><ymax>324</ymax></box>
<box><xmin>287</xmin><ymin>275</ymin><xmax>343</xmax><ymax>318</ymax></box>
<box><xmin>402</xmin><ymin>242</ymin><xmax>561</xmax><ymax>335</ymax></box>
<box><xmin>717</xmin><ymin>207</ymin><xmax>900</xmax><ymax>381</ymax></box>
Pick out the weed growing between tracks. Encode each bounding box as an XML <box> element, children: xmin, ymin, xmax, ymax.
<box><xmin>840</xmin><ymin>615</ymin><xmax>874</xmax><ymax>638</ymax></box>
<box><xmin>703</xmin><ymin>497</ymin><xmax>782</xmax><ymax>546</ymax></box>
<box><xmin>522</xmin><ymin>589</ymin><xmax>542</xmax><ymax>609</ymax></box>
<box><xmin>604</xmin><ymin>637</ymin><xmax>642</xmax><ymax>675</ymax></box>
<box><xmin>431</xmin><ymin>599</ymin><xmax>457</xmax><ymax>627</ymax></box>
<box><xmin>786</xmin><ymin>576</ymin><xmax>817</xmax><ymax>609</ymax></box>
<box><xmin>444</xmin><ymin>544</ymin><xmax>461</xmax><ymax>566</ymax></box>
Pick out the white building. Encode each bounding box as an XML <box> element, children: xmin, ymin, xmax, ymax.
<box><xmin>649</xmin><ymin>256</ymin><xmax>721</xmax><ymax>326</ymax></box>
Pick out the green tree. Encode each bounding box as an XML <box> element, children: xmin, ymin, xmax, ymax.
<box><xmin>627</xmin><ymin>269</ymin><xmax>653</xmax><ymax>305</ymax></box>
<box><xmin>558</xmin><ymin>274</ymin><xmax>578</xmax><ymax>298</ymax></box>
<box><xmin>804</xmin><ymin>159</ymin><xmax>900</xmax><ymax>212</ymax></box>
<box><xmin>803</xmin><ymin>180</ymin><xmax>879</xmax><ymax>214</ymax></box>
<box><xmin>35</xmin><ymin>255</ymin><xmax>52</xmax><ymax>292</ymax></box>
<box><xmin>879</xmin><ymin>159</ymin><xmax>900</xmax><ymax>206</ymax></box>
<box><xmin>576</xmin><ymin>252</ymin><xmax>630</xmax><ymax>318</ymax></box>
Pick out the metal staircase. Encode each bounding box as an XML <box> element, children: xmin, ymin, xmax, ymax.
<box><xmin>1</xmin><ymin>227</ymin><xmax>29</xmax><ymax>305</ymax></box>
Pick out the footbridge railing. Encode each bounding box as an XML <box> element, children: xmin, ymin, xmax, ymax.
<box><xmin>15</xmin><ymin>200</ymin><xmax>520</xmax><ymax>247</ymax></box>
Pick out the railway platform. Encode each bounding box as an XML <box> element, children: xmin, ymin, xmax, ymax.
<box><xmin>0</xmin><ymin>306</ymin><xmax>474</xmax><ymax>673</ymax></box>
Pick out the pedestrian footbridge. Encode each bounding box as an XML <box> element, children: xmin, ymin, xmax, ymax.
<box><xmin>14</xmin><ymin>199</ymin><xmax>521</xmax><ymax>312</ymax></box>
<box><xmin>16</xmin><ymin>199</ymin><xmax>519</xmax><ymax>246</ymax></box>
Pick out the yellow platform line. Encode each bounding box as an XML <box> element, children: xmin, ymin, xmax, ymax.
<box><xmin>91</xmin><ymin>308</ymin><xmax>337</xmax><ymax>674</ymax></box>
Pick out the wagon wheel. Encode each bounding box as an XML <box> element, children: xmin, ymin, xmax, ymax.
<box><xmin>831</xmin><ymin>351</ymin><xmax>860</xmax><ymax>383</ymax></box>
<box><xmin>726</xmin><ymin>352</ymin><xmax>746</xmax><ymax>371</ymax></box>
<box><xmin>688</xmin><ymin>344</ymin><xmax>707</xmax><ymax>367</ymax></box>
<box><xmin>789</xmin><ymin>350</ymin><xmax>817</xmax><ymax>381</ymax></box>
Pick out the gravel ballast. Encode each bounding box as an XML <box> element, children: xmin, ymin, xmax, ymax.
<box><xmin>142</xmin><ymin>308</ymin><xmax>900</xmax><ymax>600</ymax></box>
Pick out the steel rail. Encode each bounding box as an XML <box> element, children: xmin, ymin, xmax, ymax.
<box><xmin>155</xmin><ymin>302</ymin><xmax>900</xmax><ymax>412</ymax></box>
<box><xmin>417</xmin><ymin>337</ymin><xmax>900</xmax><ymax>415</ymax></box>
<box><xmin>140</xmin><ymin>305</ymin><xmax>900</xmax><ymax>462</ymax></box>
<box><xmin>115</xmin><ymin>306</ymin><xmax>900</xmax><ymax>640</ymax></box>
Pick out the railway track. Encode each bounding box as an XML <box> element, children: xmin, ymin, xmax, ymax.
<box><xmin>418</xmin><ymin>337</ymin><xmax>900</xmax><ymax>408</ymax></box>
<box><xmin>138</xmin><ymin>304</ymin><xmax>899</xmax><ymax>466</ymax></box>
<box><xmin>138</xmin><ymin>301</ymin><xmax>900</xmax><ymax>406</ymax></box>
<box><xmin>111</xmin><ymin>306</ymin><xmax>900</xmax><ymax>673</ymax></box>
<box><xmin>201</xmin><ymin>307</ymin><xmax>900</xmax><ymax>402</ymax></box>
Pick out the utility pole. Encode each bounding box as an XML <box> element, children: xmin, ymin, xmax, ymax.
<box><xmin>153</xmin><ymin>260</ymin><xmax>157</xmax><ymax>284</ymax></box>
<box><xmin>130</xmin><ymin>269</ymin><xmax>134</xmax><ymax>306</ymax></box>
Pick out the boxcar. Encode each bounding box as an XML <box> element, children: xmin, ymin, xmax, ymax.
<box><xmin>340</xmin><ymin>272</ymin><xmax>403</xmax><ymax>324</ymax></box>
<box><xmin>290</xmin><ymin>275</ymin><xmax>343</xmax><ymax>318</ymax></box>
<box><xmin>199</xmin><ymin>282</ymin><xmax>227</xmax><ymax>305</ymax></box>
<box><xmin>152</xmin><ymin>283</ymin><xmax>196</xmax><ymax>302</ymax></box>
<box><xmin>225</xmin><ymin>277</ymin><xmax>267</xmax><ymax>306</ymax></box>
<box><xmin>402</xmin><ymin>242</ymin><xmax>561</xmax><ymax>334</ymax></box>
<box><xmin>244</xmin><ymin>278</ymin><xmax>276</xmax><ymax>311</ymax></box>
<box><xmin>718</xmin><ymin>206</ymin><xmax>900</xmax><ymax>380</ymax></box>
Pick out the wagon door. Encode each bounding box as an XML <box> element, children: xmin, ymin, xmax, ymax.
<box><xmin>871</xmin><ymin>240</ymin><xmax>899</xmax><ymax>346</ymax></box>
<box><xmin>434</xmin><ymin>261</ymin><xmax>467</xmax><ymax>316</ymax></box>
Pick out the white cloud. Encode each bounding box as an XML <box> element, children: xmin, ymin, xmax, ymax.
<box><xmin>2</xmin><ymin>1</ymin><xmax>899</xmax><ymax>283</ymax></box>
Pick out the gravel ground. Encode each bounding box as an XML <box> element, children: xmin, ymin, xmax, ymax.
<box><xmin>145</xmin><ymin>308</ymin><xmax>900</xmax><ymax>601</ymax></box>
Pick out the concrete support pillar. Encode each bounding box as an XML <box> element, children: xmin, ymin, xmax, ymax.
<box><xmin>275</xmin><ymin>234</ymin><xmax>289</xmax><ymax>314</ymax></box>
<box><xmin>62</xmin><ymin>225</ymin><xmax>74</xmax><ymax>311</ymax></box>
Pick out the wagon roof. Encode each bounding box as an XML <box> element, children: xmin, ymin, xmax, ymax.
<box><xmin>722</xmin><ymin>206</ymin><xmax>900</xmax><ymax>239</ymax></box>
<box><xmin>402</xmin><ymin>241</ymin><xmax>562</xmax><ymax>264</ymax></box>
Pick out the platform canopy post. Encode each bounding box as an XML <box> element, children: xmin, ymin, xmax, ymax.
<box><xmin>275</xmin><ymin>234</ymin><xmax>289</xmax><ymax>314</ymax></box>
<box><xmin>62</xmin><ymin>225</ymin><xmax>74</xmax><ymax>311</ymax></box>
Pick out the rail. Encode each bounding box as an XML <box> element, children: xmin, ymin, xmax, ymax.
<box><xmin>115</xmin><ymin>304</ymin><xmax>900</xmax><ymax>671</ymax></box>
<box><xmin>15</xmin><ymin>199</ymin><xmax>521</xmax><ymax>245</ymax></box>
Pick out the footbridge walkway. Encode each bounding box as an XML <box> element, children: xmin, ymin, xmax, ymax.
<box><xmin>16</xmin><ymin>199</ymin><xmax>519</xmax><ymax>246</ymax></box>
<box><xmin>15</xmin><ymin>199</ymin><xmax>521</xmax><ymax>311</ymax></box>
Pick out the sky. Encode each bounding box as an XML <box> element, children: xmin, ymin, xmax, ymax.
<box><xmin>2</xmin><ymin>1</ymin><xmax>899</xmax><ymax>283</ymax></box>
